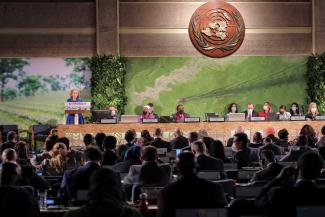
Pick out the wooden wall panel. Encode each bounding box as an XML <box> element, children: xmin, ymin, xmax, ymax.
<box><xmin>0</xmin><ymin>34</ymin><xmax>95</xmax><ymax>57</ymax></box>
<box><xmin>120</xmin><ymin>33</ymin><xmax>311</xmax><ymax>56</ymax></box>
<box><xmin>315</xmin><ymin>0</ymin><xmax>325</xmax><ymax>53</ymax></box>
<box><xmin>0</xmin><ymin>3</ymin><xmax>95</xmax><ymax>28</ymax></box>
<box><xmin>120</xmin><ymin>2</ymin><xmax>311</xmax><ymax>28</ymax></box>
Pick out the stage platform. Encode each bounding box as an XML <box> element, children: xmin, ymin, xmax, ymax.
<box><xmin>56</xmin><ymin>121</ymin><xmax>325</xmax><ymax>147</ymax></box>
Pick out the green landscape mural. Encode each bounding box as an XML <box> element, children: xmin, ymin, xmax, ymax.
<box><xmin>0</xmin><ymin>56</ymin><xmax>308</xmax><ymax>130</ymax></box>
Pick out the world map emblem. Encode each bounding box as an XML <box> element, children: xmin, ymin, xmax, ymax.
<box><xmin>188</xmin><ymin>1</ymin><xmax>245</xmax><ymax>58</ymax></box>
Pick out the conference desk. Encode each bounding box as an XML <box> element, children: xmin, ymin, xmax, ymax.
<box><xmin>56</xmin><ymin>121</ymin><xmax>325</xmax><ymax>147</ymax></box>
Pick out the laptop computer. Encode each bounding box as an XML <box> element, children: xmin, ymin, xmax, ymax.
<box><xmin>227</xmin><ymin>113</ymin><xmax>246</xmax><ymax>121</ymax></box>
<box><xmin>120</xmin><ymin>115</ymin><xmax>139</xmax><ymax>123</ymax></box>
<box><xmin>91</xmin><ymin>110</ymin><xmax>111</xmax><ymax>123</ymax></box>
<box><xmin>266</xmin><ymin>112</ymin><xmax>279</xmax><ymax>121</ymax></box>
<box><xmin>159</xmin><ymin>116</ymin><xmax>173</xmax><ymax>123</ymax></box>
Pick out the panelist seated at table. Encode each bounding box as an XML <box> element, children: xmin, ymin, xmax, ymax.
<box><xmin>258</xmin><ymin>101</ymin><xmax>273</xmax><ymax>118</ymax></box>
<box><xmin>277</xmin><ymin>105</ymin><xmax>291</xmax><ymax>120</ymax></box>
<box><xmin>244</xmin><ymin>103</ymin><xmax>258</xmax><ymax>119</ymax></box>
<box><xmin>148</xmin><ymin>102</ymin><xmax>159</xmax><ymax>118</ymax></box>
<box><xmin>139</xmin><ymin>105</ymin><xmax>156</xmax><ymax>122</ymax></box>
<box><xmin>305</xmin><ymin>102</ymin><xmax>321</xmax><ymax>120</ymax></box>
<box><xmin>172</xmin><ymin>104</ymin><xmax>190</xmax><ymax>122</ymax></box>
<box><xmin>290</xmin><ymin>102</ymin><xmax>303</xmax><ymax>116</ymax></box>
<box><xmin>66</xmin><ymin>89</ymin><xmax>84</xmax><ymax>125</ymax></box>
<box><xmin>107</xmin><ymin>104</ymin><xmax>119</xmax><ymax>119</ymax></box>
<box><xmin>227</xmin><ymin>103</ymin><xmax>239</xmax><ymax>114</ymax></box>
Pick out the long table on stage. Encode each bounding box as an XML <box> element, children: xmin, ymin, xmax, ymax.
<box><xmin>56</xmin><ymin>121</ymin><xmax>325</xmax><ymax>147</ymax></box>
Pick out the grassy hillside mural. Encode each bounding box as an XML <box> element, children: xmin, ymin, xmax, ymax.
<box><xmin>125</xmin><ymin>56</ymin><xmax>308</xmax><ymax>117</ymax></box>
<box><xmin>0</xmin><ymin>56</ymin><xmax>307</xmax><ymax>130</ymax></box>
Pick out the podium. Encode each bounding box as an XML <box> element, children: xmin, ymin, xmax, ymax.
<box><xmin>64</xmin><ymin>102</ymin><xmax>91</xmax><ymax>125</ymax></box>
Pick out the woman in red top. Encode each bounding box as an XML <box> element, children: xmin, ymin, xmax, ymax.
<box><xmin>258</xmin><ymin>101</ymin><xmax>273</xmax><ymax>117</ymax></box>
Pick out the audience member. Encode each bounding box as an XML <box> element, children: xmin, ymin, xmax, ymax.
<box><xmin>209</xmin><ymin>140</ymin><xmax>231</xmax><ymax>163</ymax></box>
<box><xmin>259</xmin><ymin>137</ymin><xmax>282</xmax><ymax>155</ymax></box>
<box><xmin>170</xmin><ymin>128</ymin><xmax>189</xmax><ymax>149</ymax></box>
<box><xmin>300</xmin><ymin>124</ymin><xmax>318</xmax><ymax>148</ymax></box>
<box><xmin>249</xmin><ymin>132</ymin><xmax>263</xmax><ymax>149</ymax></box>
<box><xmin>102</xmin><ymin>135</ymin><xmax>119</xmax><ymax>166</ymax></box>
<box><xmin>157</xmin><ymin>152</ymin><xmax>227</xmax><ymax>217</ymax></box>
<box><xmin>140</xmin><ymin>129</ymin><xmax>154</xmax><ymax>145</ymax></box>
<box><xmin>277</xmin><ymin>129</ymin><xmax>290</xmax><ymax>150</ymax></box>
<box><xmin>0</xmin><ymin>162</ymin><xmax>20</xmax><ymax>186</ymax></box>
<box><xmin>83</xmin><ymin>134</ymin><xmax>94</xmax><ymax>147</ymax></box>
<box><xmin>0</xmin><ymin>131</ymin><xmax>18</xmax><ymax>155</ymax></box>
<box><xmin>31</xmin><ymin>134</ymin><xmax>58</xmax><ymax>167</ymax></box>
<box><xmin>233</xmin><ymin>133</ymin><xmax>259</xmax><ymax>168</ymax></box>
<box><xmin>112</xmin><ymin>146</ymin><xmax>142</xmax><ymax>173</ymax></box>
<box><xmin>94</xmin><ymin>132</ymin><xmax>106</xmax><ymax>150</ymax></box>
<box><xmin>227</xmin><ymin>126</ymin><xmax>244</xmax><ymax>147</ymax></box>
<box><xmin>150</xmin><ymin>128</ymin><xmax>171</xmax><ymax>151</ymax></box>
<box><xmin>264</xmin><ymin>127</ymin><xmax>280</xmax><ymax>145</ymax></box>
<box><xmin>280</xmin><ymin>135</ymin><xmax>315</xmax><ymax>162</ymax></box>
<box><xmin>58</xmin><ymin>137</ymin><xmax>83</xmax><ymax>167</ymax></box>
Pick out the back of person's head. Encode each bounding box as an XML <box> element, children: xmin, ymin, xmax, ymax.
<box><xmin>141</xmin><ymin>130</ymin><xmax>152</xmax><ymax>139</ymax></box>
<box><xmin>88</xmin><ymin>168</ymin><xmax>123</xmax><ymax>202</ymax></box>
<box><xmin>321</xmin><ymin>125</ymin><xmax>325</xmax><ymax>136</ymax></box>
<box><xmin>298</xmin><ymin>152</ymin><xmax>322</xmax><ymax>180</ymax></box>
<box><xmin>260</xmin><ymin>149</ymin><xmax>275</xmax><ymax>164</ymax></box>
<box><xmin>0</xmin><ymin>187</ymin><xmax>40</xmax><ymax>217</ymax></box>
<box><xmin>174</xmin><ymin>128</ymin><xmax>183</xmax><ymax>137</ymax></box>
<box><xmin>103</xmin><ymin>136</ymin><xmax>117</xmax><ymax>151</ymax></box>
<box><xmin>95</xmin><ymin>133</ymin><xmax>106</xmax><ymax>148</ymax></box>
<box><xmin>300</xmin><ymin>124</ymin><xmax>316</xmax><ymax>138</ymax></box>
<box><xmin>198</xmin><ymin>129</ymin><xmax>208</xmax><ymax>139</ymax></box>
<box><xmin>189</xmin><ymin>131</ymin><xmax>199</xmax><ymax>143</ymax></box>
<box><xmin>191</xmin><ymin>141</ymin><xmax>206</xmax><ymax>155</ymax></box>
<box><xmin>176</xmin><ymin>152</ymin><xmax>197</xmax><ymax>177</ymax></box>
<box><xmin>84</xmin><ymin>146</ymin><xmax>102</xmax><ymax>162</ymax></box>
<box><xmin>2</xmin><ymin>148</ymin><xmax>17</xmax><ymax>162</ymax></box>
<box><xmin>1</xmin><ymin>162</ymin><xmax>19</xmax><ymax>185</ymax></box>
<box><xmin>209</xmin><ymin>140</ymin><xmax>226</xmax><ymax>159</ymax></box>
<box><xmin>263</xmin><ymin>137</ymin><xmax>273</xmax><ymax>145</ymax></box>
<box><xmin>278</xmin><ymin>129</ymin><xmax>289</xmax><ymax>140</ymax></box>
<box><xmin>16</xmin><ymin>141</ymin><xmax>29</xmax><ymax>160</ymax></box>
<box><xmin>45</xmin><ymin>134</ymin><xmax>58</xmax><ymax>152</ymax></box>
<box><xmin>57</xmin><ymin>137</ymin><xmax>70</xmax><ymax>150</ymax></box>
<box><xmin>6</xmin><ymin>131</ymin><xmax>17</xmax><ymax>143</ymax></box>
<box><xmin>154</xmin><ymin>128</ymin><xmax>162</xmax><ymax>137</ymax></box>
<box><xmin>124</xmin><ymin>145</ymin><xmax>141</xmax><ymax>161</ymax></box>
<box><xmin>253</xmin><ymin>132</ymin><xmax>263</xmax><ymax>143</ymax></box>
<box><xmin>296</xmin><ymin>135</ymin><xmax>308</xmax><ymax>147</ymax></box>
<box><xmin>125</xmin><ymin>130</ymin><xmax>136</xmax><ymax>143</ymax></box>
<box><xmin>234</xmin><ymin>132</ymin><xmax>248</xmax><ymax>148</ymax></box>
<box><xmin>117</xmin><ymin>144</ymin><xmax>127</xmax><ymax>158</ymax></box>
<box><xmin>83</xmin><ymin>134</ymin><xmax>94</xmax><ymax>146</ymax></box>
<box><xmin>141</xmin><ymin>146</ymin><xmax>158</xmax><ymax>162</ymax></box>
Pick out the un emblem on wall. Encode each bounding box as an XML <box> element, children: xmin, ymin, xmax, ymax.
<box><xmin>189</xmin><ymin>1</ymin><xmax>245</xmax><ymax>58</ymax></box>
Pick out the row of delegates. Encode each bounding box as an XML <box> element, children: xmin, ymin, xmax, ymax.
<box><xmin>139</xmin><ymin>103</ymin><xmax>190</xmax><ymax>122</ymax></box>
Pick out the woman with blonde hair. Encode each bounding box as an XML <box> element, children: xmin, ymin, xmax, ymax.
<box><xmin>305</xmin><ymin>102</ymin><xmax>320</xmax><ymax>120</ymax></box>
<box><xmin>66</xmin><ymin>89</ymin><xmax>84</xmax><ymax>125</ymax></box>
<box><xmin>258</xmin><ymin>101</ymin><xmax>273</xmax><ymax>118</ymax></box>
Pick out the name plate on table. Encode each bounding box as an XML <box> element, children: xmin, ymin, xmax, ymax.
<box><xmin>64</xmin><ymin>102</ymin><xmax>91</xmax><ymax>111</ymax></box>
<box><xmin>315</xmin><ymin>116</ymin><xmax>325</xmax><ymax>121</ymax></box>
<box><xmin>208</xmin><ymin>116</ymin><xmax>225</xmax><ymax>122</ymax></box>
<box><xmin>251</xmin><ymin>117</ymin><xmax>265</xmax><ymax>121</ymax></box>
<box><xmin>100</xmin><ymin>118</ymin><xmax>118</xmax><ymax>124</ymax></box>
<box><xmin>184</xmin><ymin>117</ymin><xmax>200</xmax><ymax>123</ymax></box>
<box><xmin>290</xmin><ymin>116</ymin><xmax>306</xmax><ymax>121</ymax></box>
<box><xmin>142</xmin><ymin>118</ymin><xmax>159</xmax><ymax>123</ymax></box>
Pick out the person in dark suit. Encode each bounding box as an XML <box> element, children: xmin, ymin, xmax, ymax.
<box><xmin>170</xmin><ymin>128</ymin><xmax>189</xmax><ymax>149</ymax></box>
<box><xmin>262</xmin><ymin>152</ymin><xmax>325</xmax><ymax>217</ymax></box>
<box><xmin>63</xmin><ymin>146</ymin><xmax>102</xmax><ymax>200</ymax></box>
<box><xmin>259</xmin><ymin>137</ymin><xmax>283</xmax><ymax>156</ymax></box>
<box><xmin>0</xmin><ymin>131</ymin><xmax>18</xmax><ymax>156</ymax></box>
<box><xmin>191</xmin><ymin>141</ymin><xmax>224</xmax><ymax>171</ymax></box>
<box><xmin>280</xmin><ymin>135</ymin><xmax>315</xmax><ymax>162</ymax></box>
<box><xmin>251</xmin><ymin>150</ymin><xmax>283</xmax><ymax>183</ymax></box>
<box><xmin>157</xmin><ymin>152</ymin><xmax>227</xmax><ymax>217</ymax></box>
<box><xmin>233</xmin><ymin>133</ymin><xmax>259</xmax><ymax>169</ymax></box>
<box><xmin>249</xmin><ymin>132</ymin><xmax>263</xmax><ymax>149</ymax></box>
<box><xmin>112</xmin><ymin>146</ymin><xmax>142</xmax><ymax>174</ymax></box>
<box><xmin>120</xmin><ymin>130</ymin><xmax>137</xmax><ymax>159</ymax></box>
<box><xmin>244</xmin><ymin>103</ymin><xmax>258</xmax><ymax>120</ymax></box>
<box><xmin>123</xmin><ymin>146</ymin><xmax>170</xmax><ymax>185</ymax></box>
<box><xmin>226</xmin><ymin>126</ymin><xmax>244</xmax><ymax>147</ymax></box>
<box><xmin>102</xmin><ymin>135</ymin><xmax>119</xmax><ymax>166</ymax></box>
<box><xmin>150</xmin><ymin>128</ymin><xmax>171</xmax><ymax>152</ymax></box>
<box><xmin>63</xmin><ymin>168</ymin><xmax>141</xmax><ymax>217</ymax></box>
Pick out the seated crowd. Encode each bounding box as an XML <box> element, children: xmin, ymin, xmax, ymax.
<box><xmin>0</xmin><ymin>124</ymin><xmax>325</xmax><ymax>217</ymax></box>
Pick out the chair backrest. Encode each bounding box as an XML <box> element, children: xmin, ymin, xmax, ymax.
<box><xmin>197</xmin><ymin>171</ymin><xmax>221</xmax><ymax>181</ymax></box>
<box><xmin>213</xmin><ymin>179</ymin><xmax>235</xmax><ymax>197</ymax></box>
<box><xmin>237</xmin><ymin>169</ymin><xmax>260</xmax><ymax>180</ymax></box>
<box><xmin>278</xmin><ymin>161</ymin><xmax>297</xmax><ymax>168</ymax></box>
<box><xmin>296</xmin><ymin>206</ymin><xmax>325</xmax><ymax>217</ymax></box>
<box><xmin>176</xmin><ymin>208</ymin><xmax>228</xmax><ymax>217</ymax></box>
<box><xmin>235</xmin><ymin>185</ymin><xmax>263</xmax><ymax>198</ymax></box>
<box><xmin>224</xmin><ymin>163</ymin><xmax>237</xmax><ymax>170</ymax></box>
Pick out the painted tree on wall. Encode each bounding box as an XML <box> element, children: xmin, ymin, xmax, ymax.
<box><xmin>43</xmin><ymin>75</ymin><xmax>65</xmax><ymax>91</ymax></box>
<box><xmin>0</xmin><ymin>58</ymin><xmax>28</xmax><ymax>102</ymax></box>
<box><xmin>18</xmin><ymin>75</ymin><xmax>45</xmax><ymax>97</ymax></box>
<box><xmin>65</xmin><ymin>58</ymin><xmax>91</xmax><ymax>88</ymax></box>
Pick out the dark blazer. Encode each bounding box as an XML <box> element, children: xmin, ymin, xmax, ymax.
<box><xmin>170</xmin><ymin>136</ymin><xmax>189</xmax><ymax>149</ymax></box>
<box><xmin>251</xmin><ymin>162</ymin><xmax>283</xmax><ymax>182</ymax></box>
<box><xmin>150</xmin><ymin>138</ymin><xmax>172</xmax><ymax>152</ymax></box>
<box><xmin>68</xmin><ymin>162</ymin><xmax>100</xmax><ymax>199</ymax></box>
<box><xmin>157</xmin><ymin>174</ymin><xmax>227</xmax><ymax>217</ymax></box>
<box><xmin>259</xmin><ymin>144</ymin><xmax>283</xmax><ymax>155</ymax></box>
<box><xmin>197</xmin><ymin>154</ymin><xmax>224</xmax><ymax>171</ymax></box>
<box><xmin>0</xmin><ymin>142</ymin><xmax>15</xmax><ymax>155</ymax></box>
<box><xmin>280</xmin><ymin>146</ymin><xmax>314</xmax><ymax>162</ymax></box>
<box><xmin>112</xmin><ymin>158</ymin><xmax>142</xmax><ymax>174</ymax></box>
<box><xmin>249</xmin><ymin>142</ymin><xmax>263</xmax><ymax>149</ymax></box>
<box><xmin>264</xmin><ymin>180</ymin><xmax>325</xmax><ymax>217</ymax></box>
<box><xmin>244</xmin><ymin>110</ymin><xmax>258</xmax><ymax>118</ymax></box>
<box><xmin>233</xmin><ymin>147</ymin><xmax>259</xmax><ymax>169</ymax></box>
<box><xmin>102</xmin><ymin>150</ymin><xmax>119</xmax><ymax>166</ymax></box>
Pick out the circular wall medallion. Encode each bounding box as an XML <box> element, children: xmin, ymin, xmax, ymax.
<box><xmin>188</xmin><ymin>1</ymin><xmax>245</xmax><ymax>58</ymax></box>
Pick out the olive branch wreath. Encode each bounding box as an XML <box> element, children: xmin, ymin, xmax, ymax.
<box><xmin>191</xmin><ymin>10</ymin><xmax>243</xmax><ymax>52</ymax></box>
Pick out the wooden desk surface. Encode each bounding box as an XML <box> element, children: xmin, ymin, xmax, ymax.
<box><xmin>56</xmin><ymin>121</ymin><xmax>325</xmax><ymax>147</ymax></box>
